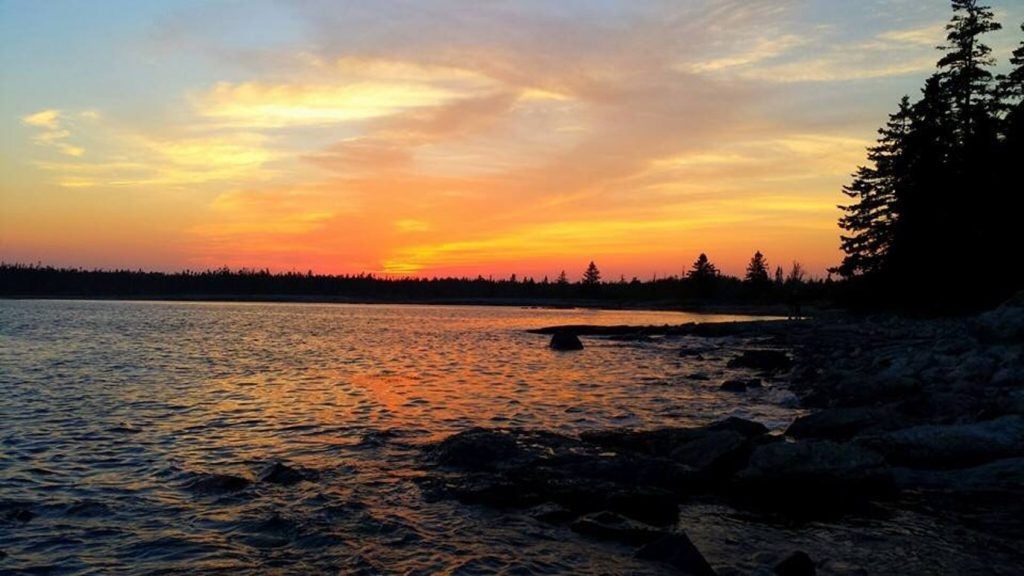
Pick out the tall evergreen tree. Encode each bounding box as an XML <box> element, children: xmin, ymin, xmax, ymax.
<box><xmin>837</xmin><ymin>97</ymin><xmax>914</xmax><ymax>278</ymax></box>
<box><xmin>937</xmin><ymin>0</ymin><xmax>1002</xmax><ymax>145</ymax></box>
<box><xmin>582</xmin><ymin>261</ymin><xmax>601</xmax><ymax>285</ymax></box>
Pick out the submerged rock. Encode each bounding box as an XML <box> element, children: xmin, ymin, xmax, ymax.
<box><xmin>727</xmin><ymin>350</ymin><xmax>792</xmax><ymax>372</ymax></box>
<box><xmin>549</xmin><ymin>332</ymin><xmax>584</xmax><ymax>351</ymax></box>
<box><xmin>258</xmin><ymin>461</ymin><xmax>317</xmax><ymax>485</ymax></box>
<box><xmin>186</xmin><ymin>473</ymin><xmax>252</xmax><ymax>494</ymax></box>
<box><xmin>775</xmin><ymin>551</ymin><xmax>816</xmax><ymax>576</ymax></box>
<box><xmin>635</xmin><ymin>532</ymin><xmax>717</xmax><ymax>576</ymax></box>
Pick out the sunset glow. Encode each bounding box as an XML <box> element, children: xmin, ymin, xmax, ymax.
<box><xmin>3</xmin><ymin>1</ymin><xmax>1022</xmax><ymax>278</ymax></box>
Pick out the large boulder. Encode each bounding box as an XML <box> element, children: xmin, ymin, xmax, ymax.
<box><xmin>431</xmin><ymin>428</ymin><xmax>579</xmax><ymax>472</ymax></box>
<box><xmin>786</xmin><ymin>406</ymin><xmax>905</xmax><ymax>441</ymax></box>
<box><xmin>550</xmin><ymin>332</ymin><xmax>584</xmax><ymax>350</ymax></box>
<box><xmin>731</xmin><ymin>440</ymin><xmax>891</xmax><ymax>517</ymax></box>
<box><xmin>858</xmin><ymin>415</ymin><xmax>1024</xmax><ymax>469</ymax></box>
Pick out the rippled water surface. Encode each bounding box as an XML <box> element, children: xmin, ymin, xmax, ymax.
<box><xmin>0</xmin><ymin>300</ymin><xmax>797</xmax><ymax>574</ymax></box>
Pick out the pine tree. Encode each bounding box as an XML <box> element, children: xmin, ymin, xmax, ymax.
<box><xmin>582</xmin><ymin>261</ymin><xmax>601</xmax><ymax>285</ymax></box>
<box><xmin>836</xmin><ymin>97</ymin><xmax>913</xmax><ymax>278</ymax></box>
<box><xmin>745</xmin><ymin>251</ymin><xmax>770</xmax><ymax>285</ymax></box>
<box><xmin>937</xmin><ymin>0</ymin><xmax>1001</xmax><ymax>146</ymax></box>
<box><xmin>687</xmin><ymin>253</ymin><xmax>718</xmax><ymax>281</ymax></box>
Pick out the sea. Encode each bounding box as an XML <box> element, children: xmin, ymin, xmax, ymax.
<box><xmin>0</xmin><ymin>300</ymin><xmax>798</xmax><ymax>574</ymax></box>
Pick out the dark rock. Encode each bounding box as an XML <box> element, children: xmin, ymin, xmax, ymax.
<box><xmin>529</xmin><ymin>502</ymin><xmax>577</xmax><ymax>524</ymax></box>
<box><xmin>973</xmin><ymin>293</ymin><xmax>1024</xmax><ymax>343</ymax></box>
<box><xmin>607</xmin><ymin>333</ymin><xmax>654</xmax><ymax>342</ymax></box>
<box><xmin>186</xmin><ymin>473</ymin><xmax>252</xmax><ymax>494</ymax></box>
<box><xmin>570</xmin><ymin>511</ymin><xmax>665</xmax><ymax>545</ymax></box>
<box><xmin>786</xmin><ymin>406</ymin><xmax>904</xmax><ymax>441</ymax></box>
<box><xmin>549</xmin><ymin>332</ymin><xmax>584</xmax><ymax>351</ymax></box>
<box><xmin>0</xmin><ymin>549</ymin><xmax>6</xmax><ymax>558</ymax></box>
<box><xmin>258</xmin><ymin>461</ymin><xmax>317</xmax><ymax>485</ymax></box>
<box><xmin>858</xmin><ymin>415</ymin><xmax>1024</xmax><ymax>469</ymax></box>
<box><xmin>892</xmin><ymin>457</ymin><xmax>1024</xmax><ymax>494</ymax></box>
<box><xmin>707</xmin><ymin>416</ymin><xmax>770</xmax><ymax>438</ymax></box>
<box><xmin>720</xmin><ymin>379</ymin><xmax>762</xmax><ymax>392</ymax></box>
<box><xmin>636</xmin><ymin>532</ymin><xmax>717</xmax><ymax>576</ymax></box>
<box><xmin>727</xmin><ymin>349</ymin><xmax>792</xmax><ymax>372</ymax></box>
<box><xmin>775</xmin><ymin>551</ymin><xmax>816</xmax><ymax>576</ymax></box>
<box><xmin>432</xmin><ymin>428</ymin><xmax>578</xmax><ymax>472</ymax></box>
<box><xmin>731</xmin><ymin>440</ymin><xmax>891</xmax><ymax>518</ymax></box>
<box><xmin>445</xmin><ymin>475</ymin><xmax>544</xmax><ymax>509</ymax></box>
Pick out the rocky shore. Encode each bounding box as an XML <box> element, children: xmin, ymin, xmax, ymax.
<box><xmin>419</xmin><ymin>295</ymin><xmax>1024</xmax><ymax>574</ymax></box>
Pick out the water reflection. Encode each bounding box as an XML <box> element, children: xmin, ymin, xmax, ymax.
<box><xmin>0</xmin><ymin>300</ymin><xmax>794</xmax><ymax>574</ymax></box>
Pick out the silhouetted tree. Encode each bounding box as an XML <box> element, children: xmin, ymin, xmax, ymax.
<box><xmin>582</xmin><ymin>261</ymin><xmax>601</xmax><ymax>285</ymax></box>
<box><xmin>556</xmin><ymin>270</ymin><xmax>569</xmax><ymax>285</ymax></box>
<box><xmin>745</xmin><ymin>251</ymin><xmax>770</xmax><ymax>285</ymax></box>
<box><xmin>786</xmin><ymin>261</ymin><xmax>806</xmax><ymax>285</ymax></box>
<box><xmin>774</xmin><ymin>266</ymin><xmax>784</xmax><ymax>286</ymax></box>
<box><xmin>687</xmin><ymin>253</ymin><xmax>718</xmax><ymax>281</ymax></box>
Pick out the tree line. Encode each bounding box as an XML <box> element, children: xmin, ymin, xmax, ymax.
<box><xmin>836</xmin><ymin>0</ymin><xmax>1023</xmax><ymax>310</ymax></box>
<box><xmin>0</xmin><ymin>251</ymin><xmax>821</xmax><ymax>306</ymax></box>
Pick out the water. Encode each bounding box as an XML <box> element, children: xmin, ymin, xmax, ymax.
<box><xmin>0</xmin><ymin>300</ymin><xmax>797</xmax><ymax>574</ymax></box>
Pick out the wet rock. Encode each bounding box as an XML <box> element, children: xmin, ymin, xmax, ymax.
<box><xmin>444</xmin><ymin>474</ymin><xmax>545</xmax><ymax>509</ymax></box>
<box><xmin>727</xmin><ymin>350</ymin><xmax>792</xmax><ymax>372</ymax></box>
<box><xmin>432</xmin><ymin>428</ymin><xmax>578</xmax><ymax>472</ymax></box>
<box><xmin>786</xmin><ymin>406</ymin><xmax>904</xmax><ymax>441</ymax></box>
<box><xmin>258</xmin><ymin>461</ymin><xmax>317</xmax><ymax>485</ymax></box>
<box><xmin>529</xmin><ymin>502</ymin><xmax>577</xmax><ymax>524</ymax></box>
<box><xmin>973</xmin><ymin>293</ymin><xmax>1024</xmax><ymax>343</ymax></box>
<box><xmin>635</xmin><ymin>532</ymin><xmax>717</xmax><ymax>576</ymax></box>
<box><xmin>607</xmin><ymin>333</ymin><xmax>654</xmax><ymax>342</ymax></box>
<box><xmin>731</xmin><ymin>440</ymin><xmax>891</xmax><ymax>517</ymax></box>
<box><xmin>549</xmin><ymin>332</ymin><xmax>584</xmax><ymax>351</ymax></box>
<box><xmin>858</xmin><ymin>415</ymin><xmax>1024</xmax><ymax>469</ymax></box>
<box><xmin>720</xmin><ymin>379</ymin><xmax>762</xmax><ymax>392</ymax></box>
<box><xmin>186</xmin><ymin>473</ymin><xmax>252</xmax><ymax>494</ymax></box>
<box><xmin>775</xmin><ymin>551</ymin><xmax>815</xmax><ymax>576</ymax></box>
<box><xmin>892</xmin><ymin>457</ymin><xmax>1024</xmax><ymax>494</ymax></box>
<box><xmin>570</xmin><ymin>510</ymin><xmax>666</xmax><ymax>545</ymax></box>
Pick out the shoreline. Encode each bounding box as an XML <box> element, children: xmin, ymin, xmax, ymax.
<box><xmin>421</xmin><ymin>295</ymin><xmax>1024</xmax><ymax>574</ymax></box>
<box><xmin>0</xmin><ymin>294</ymin><xmax>800</xmax><ymax>317</ymax></box>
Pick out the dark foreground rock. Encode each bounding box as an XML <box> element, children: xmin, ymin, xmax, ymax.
<box><xmin>857</xmin><ymin>415</ymin><xmax>1024</xmax><ymax>469</ymax></box>
<box><xmin>635</xmin><ymin>533</ymin><xmax>717</xmax><ymax>576</ymax></box>
<box><xmin>774</xmin><ymin>551</ymin><xmax>815</xmax><ymax>576</ymax></box>
<box><xmin>549</xmin><ymin>332</ymin><xmax>584</xmax><ymax>350</ymax></box>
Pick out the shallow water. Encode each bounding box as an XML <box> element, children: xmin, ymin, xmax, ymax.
<box><xmin>0</xmin><ymin>300</ymin><xmax>797</xmax><ymax>574</ymax></box>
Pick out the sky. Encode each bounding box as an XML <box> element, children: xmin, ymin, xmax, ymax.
<box><xmin>2</xmin><ymin>1</ymin><xmax>1022</xmax><ymax>280</ymax></box>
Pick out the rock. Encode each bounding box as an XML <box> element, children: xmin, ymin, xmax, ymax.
<box><xmin>973</xmin><ymin>293</ymin><xmax>1024</xmax><ymax>343</ymax></box>
<box><xmin>444</xmin><ymin>475</ymin><xmax>544</xmax><ymax>509</ymax></box>
<box><xmin>550</xmin><ymin>332</ymin><xmax>584</xmax><ymax>351</ymax></box>
<box><xmin>775</xmin><ymin>551</ymin><xmax>816</xmax><ymax>576</ymax></box>
<box><xmin>892</xmin><ymin>456</ymin><xmax>1024</xmax><ymax>495</ymax></box>
<box><xmin>786</xmin><ymin>406</ymin><xmax>904</xmax><ymax>441</ymax></box>
<box><xmin>635</xmin><ymin>532</ymin><xmax>717</xmax><ymax>576</ymax></box>
<box><xmin>607</xmin><ymin>333</ymin><xmax>654</xmax><ymax>342</ymax></box>
<box><xmin>858</xmin><ymin>415</ymin><xmax>1024</xmax><ymax>469</ymax></box>
<box><xmin>529</xmin><ymin>502</ymin><xmax>577</xmax><ymax>524</ymax></box>
<box><xmin>570</xmin><ymin>510</ymin><xmax>665</xmax><ymax>545</ymax></box>
<box><xmin>432</xmin><ymin>428</ymin><xmax>578</xmax><ymax>472</ymax></box>
<box><xmin>720</xmin><ymin>379</ymin><xmax>762</xmax><ymax>392</ymax></box>
<box><xmin>731</xmin><ymin>440</ymin><xmax>891</xmax><ymax>518</ymax></box>
<box><xmin>727</xmin><ymin>350</ymin><xmax>792</xmax><ymax>372</ymax></box>
<box><xmin>186</xmin><ymin>473</ymin><xmax>252</xmax><ymax>494</ymax></box>
<box><xmin>258</xmin><ymin>461</ymin><xmax>317</xmax><ymax>485</ymax></box>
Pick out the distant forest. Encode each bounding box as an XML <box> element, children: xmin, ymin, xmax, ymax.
<box><xmin>0</xmin><ymin>254</ymin><xmax>824</xmax><ymax>308</ymax></box>
<box><xmin>835</xmin><ymin>1</ymin><xmax>1023</xmax><ymax>309</ymax></box>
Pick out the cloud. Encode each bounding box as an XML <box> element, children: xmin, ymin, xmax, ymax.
<box><xmin>21</xmin><ymin>109</ymin><xmax>62</xmax><ymax>129</ymax></box>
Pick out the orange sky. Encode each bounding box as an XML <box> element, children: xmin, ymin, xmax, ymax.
<box><xmin>3</xmin><ymin>1</ymin><xmax>1022</xmax><ymax>279</ymax></box>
